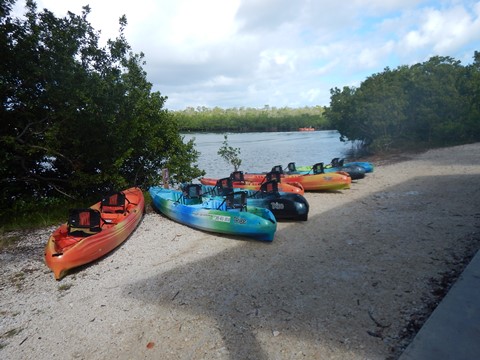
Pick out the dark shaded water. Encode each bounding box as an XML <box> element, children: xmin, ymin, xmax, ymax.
<box><xmin>182</xmin><ymin>130</ymin><xmax>357</xmax><ymax>178</ymax></box>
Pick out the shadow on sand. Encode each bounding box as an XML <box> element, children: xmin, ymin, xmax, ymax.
<box><xmin>123</xmin><ymin>172</ymin><xmax>480</xmax><ymax>359</ymax></box>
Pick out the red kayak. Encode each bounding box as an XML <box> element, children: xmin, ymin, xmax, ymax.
<box><xmin>44</xmin><ymin>187</ymin><xmax>144</xmax><ymax>280</ymax></box>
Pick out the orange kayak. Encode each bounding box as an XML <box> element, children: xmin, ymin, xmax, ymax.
<box><xmin>44</xmin><ymin>187</ymin><xmax>144</xmax><ymax>280</ymax></box>
<box><xmin>200</xmin><ymin>173</ymin><xmax>305</xmax><ymax>195</ymax></box>
<box><xmin>243</xmin><ymin>172</ymin><xmax>351</xmax><ymax>191</ymax></box>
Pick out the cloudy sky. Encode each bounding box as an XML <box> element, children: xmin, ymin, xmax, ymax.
<box><xmin>12</xmin><ymin>0</ymin><xmax>480</xmax><ymax>110</ymax></box>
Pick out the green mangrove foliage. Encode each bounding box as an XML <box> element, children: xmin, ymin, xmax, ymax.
<box><xmin>326</xmin><ymin>53</ymin><xmax>480</xmax><ymax>151</ymax></box>
<box><xmin>0</xmin><ymin>1</ymin><xmax>204</xmax><ymax>221</ymax></box>
<box><xmin>172</xmin><ymin>105</ymin><xmax>330</xmax><ymax>132</ymax></box>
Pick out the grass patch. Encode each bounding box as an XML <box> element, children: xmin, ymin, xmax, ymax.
<box><xmin>0</xmin><ymin>233</ymin><xmax>21</xmax><ymax>251</ymax></box>
<box><xmin>0</xmin><ymin>196</ymin><xmax>97</xmax><ymax>232</ymax></box>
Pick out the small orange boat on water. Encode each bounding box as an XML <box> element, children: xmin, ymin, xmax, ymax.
<box><xmin>298</xmin><ymin>127</ymin><xmax>315</xmax><ymax>131</ymax></box>
<box><xmin>200</xmin><ymin>171</ymin><xmax>305</xmax><ymax>195</ymax></box>
<box><xmin>45</xmin><ymin>187</ymin><xmax>144</xmax><ymax>280</ymax></box>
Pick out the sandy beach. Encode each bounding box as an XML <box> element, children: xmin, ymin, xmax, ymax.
<box><xmin>1</xmin><ymin>143</ymin><xmax>480</xmax><ymax>360</ymax></box>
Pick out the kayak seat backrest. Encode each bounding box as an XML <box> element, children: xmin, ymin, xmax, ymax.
<box><xmin>312</xmin><ymin>162</ymin><xmax>325</xmax><ymax>174</ymax></box>
<box><xmin>225</xmin><ymin>191</ymin><xmax>247</xmax><ymax>211</ymax></box>
<box><xmin>215</xmin><ymin>177</ymin><xmax>234</xmax><ymax>196</ymax></box>
<box><xmin>182</xmin><ymin>184</ymin><xmax>203</xmax><ymax>204</ymax></box>
<box><xmin>287</xmin><ymin>162</ymin><xmax>296</xmax><ymax>172</ymax></box>
<box><xmin>68</xmin><ymin>208</ymin><xmax>102</xmax><ymax>236</ymax></box>
<box><xmin>266</xmin><ymin>171</ymin><xmax>281</xmax><ymax>183</ymax></box>
<box><xmin>331</xmin><ymin>158</ymin><xmax>344</xmax><ymax>167</ymax></box>
<box><xmin>271</xmin><ymin>165</ymin><xmax>283</xmax><ymax>174</ymax></box>
<box><xmin>101</xmin><ymin>191</ymin><xmax>127</xmax><ymax>213</ymax></box>
<box><xmin>230</xmin><ymin>171</ymin><xmax>244</xmax><ymax>182</ymax></box>
<box><xmin>260</xmin><ymin>180</ymin><xmax>279</xmax><ymax>194</ymax></box>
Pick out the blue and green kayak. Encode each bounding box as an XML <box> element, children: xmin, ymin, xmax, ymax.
<box><xmin>149</xmin><ymin>185</ymin><xmax>277</xmax><ymax>241</ymax></box>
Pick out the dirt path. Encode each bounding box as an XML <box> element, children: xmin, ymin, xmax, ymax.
<box><xmin>1</xmin><ymin>143</ymin><xmax>480</xmax><ymax>360</ymax></box>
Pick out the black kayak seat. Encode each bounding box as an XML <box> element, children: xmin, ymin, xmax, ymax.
<box><xmin>215</xmin><ymin>177</ymin><xmax>234</xmax><ymax>196</ymax></box>
<box><xmin>225</xmin><ymin>191</ymin><xmax>247</xmax><ymax>211</ymax></box>
<box><xmin>260</xmin><ymin>180</ymin><xmax>279</xmax><ymax>194</ymax></box>
<box><xmin>270</xmin><ymin>165</ymin><xmax>283</xmax><ymax>174</ymax></box>
<box><xmin>230</xmin><ymin>171</ymin><xmax>245</xmax><ymax>182</ymax></box>
<box><xmin>265</xmin><ymin>171</ymin><xmax>282</xmax><ymax>182</ymax></box>
<box><xmin>331</xmin><ymin>158</ymin><xmax>345</xmax><ymax>167</ymax></box>
<box><xmin>68</xmin><ymin>208</ymin><xmax>102</xmax><ymax>236</ymax></box>
<box><xmin>312</xmin><ymin>162</ymin><xmax>325</xmax><ymax>174</ymax></box>
<box><xmin>101</xmin><ymin>191</ymin><xmax>127</xmax><ymax>213</ymax></box>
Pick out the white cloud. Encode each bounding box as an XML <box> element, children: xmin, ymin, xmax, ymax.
<box><xmin>11</xmin><ymin>0</ymin><xmax>480</xmax><ymax>110</ymax></box>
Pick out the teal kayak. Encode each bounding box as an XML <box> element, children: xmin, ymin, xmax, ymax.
<box><xmin>149</xmin><ymin>185</ymin><xmax>277</xmax><ymax>241</ymax></box>
<box><xmin>296</xmin><ymin>159</ymin><xmax>374</xmax><ymax>173</ymax></box>
<box><xmin>287</xmin><ymin>162</ymin><xmax>366</xmax><ymax>180</ymax></box>
<box><xmin>330</xmin><ymin>158</ymin><xmax>374</xmax><ymax>173</ymax></box>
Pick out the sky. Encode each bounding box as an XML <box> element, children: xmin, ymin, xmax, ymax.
<box><xmin>12</xmin><ymin>0</ymin><xmax>480</xmax><ymax>110</ymax></box>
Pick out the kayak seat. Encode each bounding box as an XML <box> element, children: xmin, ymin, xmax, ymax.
<box><xmin>225</xmin><ymin>191</ymin><xmax>247</xmax><ymax>212</ymax></box>
<box><xmin>266</xmin><ymin>171</ymin><xmax>281</xmax><ymax>183</ymax></box>
<box><xmin>215</xmin><ymin>177</ymin><xmax>234</xmax><ymax>196</ymax></box>
<box><xmin>260</xmin><ymin>180</ymin><xmax>279</xmax><ymax>194</ymax></box>
<box><xmin>182</xmin><ymin>184</ymin><xmax>203</xmax><ymax>205</ymax></box>
<box><xmin>101</xmin><ymin>191</ymin><xmax>127</xmax><ymax>213</ymax></box>
<box><xmin>287</xmin><ymin>162</ymin><xmax>296</xmax><ymax>172</ymax></box>
<box><xmin>312</xmin><ymin>162</ymin><xmax>325</xmax><ymax>174</ymax></box>
<box><xmin>331</xmin><ymin>158</ymin><xmax>344</xmax><ymax>167</ymax></box>
<box><xmin>230</xmin><ymin>171</ymin><xmax>244</xmax><ymax>182</ymax></box>
<box><xmin>68</xmin><ymin>208</ymin><xmax>102</xmax><ymax>236</ymax></box>
<box><xmin>270</xmin><ymin>165</ymin><xmax>283</xmax><ymax>174</ymax></box>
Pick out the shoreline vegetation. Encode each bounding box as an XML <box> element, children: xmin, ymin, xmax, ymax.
<box><xmin>0</xmin><ymin>137</ymin><xmax>430</xmax><ymax>237</ymax></box>
<box><xmin>2</xmin><ymin>4</ymin><xmax>478</xmax><ymax>243</ymax></box>
<box><xmin>0</xmin><ymin>139</ymin><xmax>467</xmax><ymax>237</ymax></box>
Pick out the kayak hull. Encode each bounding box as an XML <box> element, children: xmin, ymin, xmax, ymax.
<box><xmin>243</xmin><ymin>173</ymin><xmax>351</xmax><ymax>191</ymax></box>
<box><xmin>44</xmin><ymin>187</ymin><xmax>145</xmax><ymax>280</ymax></box>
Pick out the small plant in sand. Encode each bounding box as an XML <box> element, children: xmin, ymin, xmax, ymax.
<box><xmin>217</xmin><ymin>134</ymin><xmax>242</xmax><ymax>171</ymax></box>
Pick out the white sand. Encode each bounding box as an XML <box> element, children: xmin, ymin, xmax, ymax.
<box><xmin>1</xmin><ymin>143</ymin><xmax>480</xmax><ymax>360</ymax></box>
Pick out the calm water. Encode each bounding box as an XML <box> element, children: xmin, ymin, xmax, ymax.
<box><xmin>182</xmin><ymin>130</ymin><xmax>357</xmax><ymax>178</ymax></box>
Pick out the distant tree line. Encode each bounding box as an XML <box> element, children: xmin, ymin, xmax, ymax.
<box><xmin>174</xmin><ymin>52</ymin><xmax>480</xmax><ymax>153</ymax></box>
<box><xmin>326</xmin><ymin>53</ymin><xmax>480</xmax><ymax>152</ymax></box>
<box><xmin>172</xmin><ymin>105</ymin><xmax>330</xmax><ymax>132</ymax></box>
